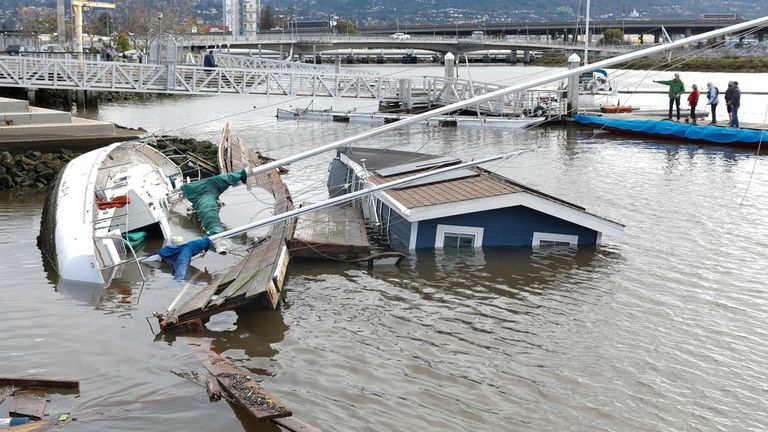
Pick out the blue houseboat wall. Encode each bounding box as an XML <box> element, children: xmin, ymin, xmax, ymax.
<box><xmin>414</xmin><ymin>206</ymin><xmax>599</xmax><ymax>249</ymax></box>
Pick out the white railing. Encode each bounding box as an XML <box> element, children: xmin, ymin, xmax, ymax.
<box><xmin>187</xmin><ymin>52</ymin><xmax>380</xmax><ymax>77</ymax></box>
<box><xmin>0</xmin><ymin>56</ymin><xmax>563</xmax><ymax>116</ymax></box>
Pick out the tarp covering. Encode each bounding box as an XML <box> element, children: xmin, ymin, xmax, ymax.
<box><xmin>575</xmin><ymin>114</ymin><xmax>768</xmax><ymax>145</ymax></box>
<box><xmin>122</xmin><ymin>231</ymin><xmax>148</xmax><ymax>249</ymax></box>
<box><xmin>157</xmin><ymin>237</ymin><xmax>213</xmax><ymax>280</ymax></box>
<box><xmin>181</xmin><ymin>169</ymin><xmax>247</xmax><ymax>235</ymax></box>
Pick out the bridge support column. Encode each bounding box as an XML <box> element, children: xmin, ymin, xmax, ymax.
<box><xmin>523</xmin><ymin>51</ymin><xmax>531</xmax><ymax>63</ymax></box>
<box><xmin>685</xmin><ymin>28</ymin><xmax>692</xmax><ymax>38</ymax></box>
<box><xmin>334</xmin><ymin>55</ymin><xmax>341</xmax><ymax>73</ymax></box>
<box><xmin>258</xmin><ymin>44</ymin><xmax>262</xmax><ymax>58</ymax></box>
<box><xmin>759</xmin><ymin>33</ymin><xmax>765</xmax><ymax>42</ymax></box>
<box><xmin>509</xmin><ymin>49</ymin><xmax>517</xmax><ymax>64</ymax></box>
<box><xmin>63</xmin><ymin>90</ymin><xmax>72</xmax><ymax>110</ymax></box>
<box><xmin>299</xmin><ymin>53</ymin><xmax>306</xmax><ymax>63</ymax></box>
<box><xmin>76</xmin><ymin>90</ymin><xmax>85</xmax><ymax>110</ymax></box>
<box><xmin>316</xmin><ymin>54</ymin><xmax>323</xmax><ymax>64</ymax></box>
<box><xmin>86</xmin><ymin>90</ymin><xmax>98</xmax><ymax>110</ymax></box>
<box><xmin>27</xmin><ymin>88</ymin><xmax>36</xmax><ymax>107</ymax></box>
<box><xmin>312</xmin><ymin>45</ymin><xmax>317</xmax><ymax>63</ymax></box>
<box><xmin>654</xmin><ymin>32</ymin><xmax>660</xmax><ymax>43</ymax></box>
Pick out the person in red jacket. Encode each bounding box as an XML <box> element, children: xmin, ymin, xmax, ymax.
<box><xmin>687</xmin><ymin>84</ymin><xmax>700</xmax><ymax>124</ymax></box>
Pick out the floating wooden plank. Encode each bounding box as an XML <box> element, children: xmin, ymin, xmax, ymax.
<box><xmin>201</xmin><ymin>352</ymin><xmax>291</xmax><ymax>420</ymax></box>
<box><xmin>0</xmin><ymin>377</ymin><xmax>79</xmax><ymax>390</ymax></box>
<box><xmin>288</xmin><ymin>205</ymin><xmax>371</xmax><ymax>261</ymax></box>
<box><xmin>206</xmin><ymin>376</ymin><xmax>222</xmax><ymax>401</ymax></box>
<box><xmin>274</xmin><ymin>417</ymin><xmax>323</xmax><ymax>432</ymax></box>
<box><xmin>10</xmin><ymin>393</ymin><xmax>46</xmax><ymax>420</ymax></box>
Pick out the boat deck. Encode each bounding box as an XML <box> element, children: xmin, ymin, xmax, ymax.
<box><xmin>288</xmin><ymin>204</ymin><xmax>371</xmax><ymax>261</ymax></box>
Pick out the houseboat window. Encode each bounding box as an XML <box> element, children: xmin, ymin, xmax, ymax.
<box><xmin>443</xmin><ymin>233</ymin><xmax>475</xmax><ymax>249</ymax></box>
<box><xmin>435</xmin><ymin>224</ymin><xmax>484</xmax><ymax>249</ymax></box>
<box><xmin>532</xmin><ymin>232</ymin><xmax>578</xmax><ymax>247</ymax></box>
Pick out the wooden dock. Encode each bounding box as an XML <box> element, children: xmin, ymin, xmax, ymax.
<box><xmin>158</xmin><ymin>126</ymin><xmax>295</xmax><ymax>334</ymax></box>
<box><xmin>288</xmin><ymin>204</ymin><xmax>371</xmax><ymax>261</ymax></box>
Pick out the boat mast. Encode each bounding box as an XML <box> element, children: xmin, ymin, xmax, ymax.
<box><xmin>241</xmin><ymin>16</ymin><xmax>768</xmax><ymax>178</ymax></box>
<box><xmin>584</xmin><ymin>0</ymin><xmax>590</xmax><ymax>65</ymax></box>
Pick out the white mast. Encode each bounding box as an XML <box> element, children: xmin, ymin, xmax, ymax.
<box><xmin>584</xmin><ymin>0</ymin><xmax>591</xmax><ymax>65</ymax></box>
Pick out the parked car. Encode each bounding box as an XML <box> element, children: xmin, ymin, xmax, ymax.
<box><xmin>40</xmin><ymin>44</ymin><xmax>66</xmax><ymax>53</ymax></box>
<box><xmin>5</xmin><ymin>45</ymin><xmax>34</xmax><ymax>55</ymax></box>
<box><xmin>390</xmin><ymin>32</ymin><xmax>411</xmax><ymax>40</ymax></box>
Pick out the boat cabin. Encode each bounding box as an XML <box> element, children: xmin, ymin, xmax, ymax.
<box><xmin>328</xmin><ymin>147</ymin><xmax>624</xmax><ymax>250</ymax></box>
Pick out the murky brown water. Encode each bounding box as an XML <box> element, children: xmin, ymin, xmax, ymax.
<box><xmin>3</xmin><ymin>65</ymin><xmax>768</xmax><ymax>431</ymax></box>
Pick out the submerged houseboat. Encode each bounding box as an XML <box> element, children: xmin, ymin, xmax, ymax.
<box><xmin>328</xmin><ymin>147</ymin><xmax>624</xmax><ymax>250</ymax></box>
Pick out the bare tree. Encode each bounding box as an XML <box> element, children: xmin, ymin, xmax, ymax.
<box><xmin>116</xmin><ymin>0</ymin><xmax>156</xmax><ymax>49</ymax></box>
<box><xmin>18</xmin><ymin>6</ymin><xmax>57</xmax><ymax>33</ymax></box>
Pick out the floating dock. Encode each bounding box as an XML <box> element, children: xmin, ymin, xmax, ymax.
<box><xmin>277</xmin><ymin>108</ymin><xmax>547</xmax><ymax>129</ymax></box>
<box><xmin>288</xmin><ymin>204</ymin><xmax>372</xmax><ymax>261</ymax></box>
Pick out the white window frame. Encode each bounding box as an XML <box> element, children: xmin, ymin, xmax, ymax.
<box><xmin>532</xmin><ymin>232</ymin><xmax>579</xmax><ymax>247</ymax></box>
<box><xmin>435</xmin><ymin>224</ymin><xmax>484</xmax><ymax>249</ymax></box>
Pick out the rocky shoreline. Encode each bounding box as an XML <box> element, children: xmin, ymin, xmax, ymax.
<box><xmin>0</xmin><ymin>137</ymin><xmax>219</xmax><ymax>191</ymax></box>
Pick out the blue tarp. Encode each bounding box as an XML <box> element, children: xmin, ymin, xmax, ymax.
<box><xmin>157</xmin><ymin>237</ymin><xmax>213</xmax><ymax>280</ymax></box>
<box><xmin>574</xmin><ymin>114</ymin><xmax>768</xmax><ymax>145</ymax></box>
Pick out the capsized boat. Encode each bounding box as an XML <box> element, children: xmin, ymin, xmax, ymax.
<box><xmin>38</xmin><ymin>136</ymin><xmax>249</xmax><ymax>286</ymax></box>
<box><xmin>38</xmin><ymin>140</ymin><xmax>186</xmax><ymax>285</ymax></box>
<box><xmin>574</xmin><ymin>114</ymin><xmax>768</xmax><ymax>147</ymax></box>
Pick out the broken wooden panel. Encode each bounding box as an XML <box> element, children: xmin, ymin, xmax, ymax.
<box><xmin>274</xmin><ymin>417</ymin><xmax>323</xmax><ymax>432</ymax></box>
<box><xmin>289</xmin><ymin>205</ymin><xmax>371</xmax><ymax>261</ymax></box>
<box><xmin>201</xmin><ymin>352</ymin><xmax>291</xmax><ymax>420</ymax></box>
<box><xmin>10</xmin><ymin>392</ymin><xmax>46</xmax><ymax>420</ymax></box>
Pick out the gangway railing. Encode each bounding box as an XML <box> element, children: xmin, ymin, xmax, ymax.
<box><xmin>0</xmin><ymin>56</ymin><xmax>562</xmax><ymax>116</ymax></box>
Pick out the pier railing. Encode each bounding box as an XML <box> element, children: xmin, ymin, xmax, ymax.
<box><xmin>0</xmin><ymin>56</ymin><xmax>562</xmax><ymax>116</ymax></box>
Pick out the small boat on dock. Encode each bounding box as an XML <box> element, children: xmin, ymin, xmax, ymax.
<box><xmin>574</xmin><ymin>114</ymin><xmax>768</xmax><ymax>148</ymax></box>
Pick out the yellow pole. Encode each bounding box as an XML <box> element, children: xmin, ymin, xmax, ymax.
<box><xmin>74</xmin><ymin>2</ymin><xmax>83</xmax><ymax>60</ymax></box>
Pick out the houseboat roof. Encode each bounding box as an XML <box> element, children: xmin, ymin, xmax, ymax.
<box><xmin>338</xmin><ymin>147</ymin><xmax>624</xmax><ymax>238</ymax></box>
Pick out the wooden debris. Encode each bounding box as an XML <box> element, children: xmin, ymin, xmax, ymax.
<box><xmin>0</xmin><ymin>377</ymin><xmax>79</xmax><ymax>390</ymax></box>
<box><xmin>201</xmin><ymin>352</ymin><xmax>291</xmax><ymax>420</ymax></box>
<box><xmin>206</xmin><ymin>376</ymin><xmax>221</xmax><ymax>401</ymax></box>
<box><xmin>10</xmin><ymin>393</ymin><xmax>46</xmax><ymax>420</ymax></box>
<box><xmin>274</xmin><ymin>417</ymin><xmax>323</xmax><ymax>432</ymax></box>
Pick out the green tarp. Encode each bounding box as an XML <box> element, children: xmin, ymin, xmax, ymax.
<box><xmin>181</xmin><ymin>169</ymin><xmax>247</xmax><ymax>235</ymax></box>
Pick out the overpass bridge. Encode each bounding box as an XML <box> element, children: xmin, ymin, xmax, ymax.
<box><xmin>184</xmin><ymin>34</ymin><xmax>631</xmax><ymax>57</ymax></box>
<box><xmin>358</xmin><ymin>18</ymin><xmax>766</xmax><ymax>43</ymax></box>
<box><xmin>0</xmin><ymin>55</ymin><xmax>562</xmax><ymax>117</ymax></box>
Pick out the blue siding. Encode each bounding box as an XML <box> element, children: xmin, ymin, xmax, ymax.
<box><xmin>414</xmin><ymin>206</ymin><xmax>598</xmax><ymax>249</ymax></box>
<box><xmin>379</xmin><ymin>201</ymin><xmax>412</xmax><ymax>247</ymax></box>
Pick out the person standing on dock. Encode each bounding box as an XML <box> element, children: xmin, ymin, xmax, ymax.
<box><xmin>204</xmin><ymin>50</ymin><xmax>218</xmax><ymax>73</ymax></box>
<box><xmin>687</xmin><ymin>84</ymin><xmax>700</xmax><ymax>124</ymax></box>
<box><xmin>728</xmin><ymin>81</ymin><xmax>741</xmax><ymax>128</ymax></box>
<box><xmin>724</xmin><ymin>81</ymin><xmax>735</xmax><ymax>124</ymax></box>
<box><xmin>654</xmin><ymin>73</ymin><xmax>685</xmax><ymax>121</ymax></box>
<box><xmin>706</xmin><ymin>82</ymin><xmax>719</xmax><ymax>124</ymax></box>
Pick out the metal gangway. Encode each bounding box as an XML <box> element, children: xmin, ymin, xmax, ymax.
<box><xmin>0</xmin><ymin>55</ymin><xmax>562</xmax><ymax>116</ymax></box>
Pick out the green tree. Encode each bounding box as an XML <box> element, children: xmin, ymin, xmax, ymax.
<box><xmin>259</xmin><ymin>4</ymin><xmax>275</xmax><ymax>30</ymax></box>
<box><xmin>335</xmin><ymin>19</ymin><xmax>357</xmax><ymax>35</ymax></box>
<box><xmin>600</xmin><ymin>28</ymin><xmax>624</xmax><ymax>45</ymax></box>
<box><xmin>115</xmin><ymin>32</ymin><xmax>130</xmax><ymax>52</ymax></box>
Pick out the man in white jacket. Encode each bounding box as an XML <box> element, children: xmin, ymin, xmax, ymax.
<box><xmin>706</xmin><ymin>82</ymin><xmax>720</xmax><ymax>124</ymax></box>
